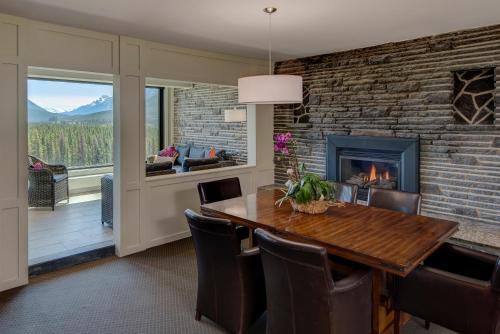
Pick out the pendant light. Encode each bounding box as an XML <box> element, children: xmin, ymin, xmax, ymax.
<box><xmin>238</xmin><ymin>7</ymin><xmax>303</xmax><ymax>104</ymax></box>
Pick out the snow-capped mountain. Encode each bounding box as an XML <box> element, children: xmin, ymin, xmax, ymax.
<box><xmin>65</xmin><ymin>95</ymin><xmax>113</xmax><ymax>116</ymax></box>
<box><xmin>43</xmin><ymin>106</ymin><xmax>67</xmax><ymax>113</ymax></box>
<box><xmin>27</xmin><ymin>100</ymin><xmax>62</xmax><ymax>123</ymax></box>
<box><xmin>28</xmin><ymin>93</ymin><xmax>158</xmax><ymax>124</ymax></box>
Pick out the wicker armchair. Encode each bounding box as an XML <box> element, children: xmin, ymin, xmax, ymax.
<box><xmin>28</xmin><ymin>155</ymin><xmax>69</xmax><ymax>210</ymax></box>
<box><xmin>101</xmin><ymin>174</ymin><xmax>113</xmax><ymax>227</ymax></box>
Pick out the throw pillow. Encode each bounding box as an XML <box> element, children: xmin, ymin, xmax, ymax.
<box><xmin>215</xmin><ymin>149</ymin><xmax>226</xmax><ymax>160</ymax></box>
<box><xmin>156</xmin><ymin>154</ymin><xmax>178</xmax><ymax>164</ymax></box>
<box><xmin>189</xmin><ymin>146</ymin><xmax>205</xmax><ymax>159</ymax></box>
<box><xmin>159</xmin><ymin>146</ymin><xmax>178</xmax><ymax>157</ymax></box>
<box><xmin>32</xmin><ymin>161</ymin><xmax>45</xmax><ymax>170</ymax></box>
<box><xmin>146</xmin><ymin>155</ymin><xmax>158</xmax><ymax>164</ymax></box>
<box><xmin>208</xmin><ymin>147</ymin><xmax>216</xmax><ymax>158</ymax></box>
<box><xmin>175</xmin><ymin>145</ymin><xmax>191</xmax><ymax>164</ymax></box>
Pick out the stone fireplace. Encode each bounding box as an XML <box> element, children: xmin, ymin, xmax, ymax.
<box><xmin>326</xmin><ymin>135</ymin><xmax>419</xmax><ymax>201</ymax></box>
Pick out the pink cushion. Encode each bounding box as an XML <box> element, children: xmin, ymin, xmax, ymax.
<box><xmin>32</xmin><ymin>161</ymin><xmax>45</xmax><ymax>170</ymax></box>
<box><xmin>159</xmin><ymin>146</ymin><xmax>178</xmax><ymax>157</ymax></box>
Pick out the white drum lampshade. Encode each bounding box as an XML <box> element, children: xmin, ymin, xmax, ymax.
<box><xmin>238</xmin><ymin>75</ymin><xmax>303</xmax><ymax>104</ymax></box>
<box><xmin>238</xmin><ymin>7</ymin><xmax>303</xmax><ymax>105</ymax></box>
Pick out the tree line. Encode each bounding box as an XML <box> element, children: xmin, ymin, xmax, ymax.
<box><xmin>28</xmin><ymin>123</ymin><xmax>161</xmax><ymax>168</ymax></box>
<box><xmin>28</xmin><ymin>123</ymin><xmax>114</xmax><ymax>168</ymax></box>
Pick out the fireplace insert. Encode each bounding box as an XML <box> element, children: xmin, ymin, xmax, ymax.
<box><xmin>327</xmin><ymin>135</ymin><xmax>419</xmax><ymax>201</ymax></box>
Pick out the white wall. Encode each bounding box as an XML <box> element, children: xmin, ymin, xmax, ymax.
<box><xmin>0</xmin><ymin>12</ymin><xmax>273</xmax><ymax>290</ymax></box>
<box><xmin>0</xmin><ymin>14</ymin><xmax>28</xmax><ymax>292</ymax></box>
<box><xmin>116</xmin><ymin>36</ymin><xmax>272</xmax><ymax>256</ymax></box>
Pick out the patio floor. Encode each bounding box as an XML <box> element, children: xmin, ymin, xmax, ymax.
<box><xmin>29</xmin><ymin>193</ymin><xmax>114</xmax><ymax>265</ymax></box>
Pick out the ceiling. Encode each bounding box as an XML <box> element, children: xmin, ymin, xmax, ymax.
<box><xmin>1</xmin><ymin>0</ymin><xmax>500</xmax><ymax>60</ymax></box>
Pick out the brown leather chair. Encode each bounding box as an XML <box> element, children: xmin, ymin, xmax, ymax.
<box><xmin>197</xmin><ymin>177</ymin><xmax>249</xmax><ymax>241</ymax></box>
<box><xmin>185</xmin><ymin>209</ymin><xmax>266</xmax><ymax>334</ymax></box>
<box><xmin>335</xmin><ymin>182</ymin><xmax>359</xmax><ymax>203</ymax></box>
<box><xmin>393</xmin><ymin>243</ymin><xmax>500</xmax><ymax>334</ymax></box>
<box><xmin>367</xmin><ymin>187</ymin><xmax>421</xmax><ymax>215</ymax></box>
<box><xmin>197</xmin><ymin>177</ymin><xmax>242</xmax><ymax>205</ymax></box>
<box><xmin>254</xmin><ymin>228</ymin><xmax>372</xmax><ymax>334</ymax></box>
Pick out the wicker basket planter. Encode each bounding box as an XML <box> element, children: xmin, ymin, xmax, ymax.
<box><xmin>290</xmin><ymin>199</ymin><xmax>332</xmax><ymax>214</ymax></box>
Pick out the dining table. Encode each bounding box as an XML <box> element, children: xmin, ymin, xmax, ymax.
<box><xmin>200</xmin><ymin>187</ymin><xmax>459</xmax><ymax>334</ymax></box>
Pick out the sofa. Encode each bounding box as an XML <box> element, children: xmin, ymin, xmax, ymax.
<box><xmin>145</xmin><ymin>161</ymin><xmax>176</xmax><ymax>177</ymax></box>
<box><xmin>171</xmin><ymin>144</ymin><xmax>236</xmax><ymax>173</ymax></box>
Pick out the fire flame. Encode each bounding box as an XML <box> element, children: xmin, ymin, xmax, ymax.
<box><xmin>367</xmin><ymin>164</ymin><xmax>390</xmax><ymax>182</ymax></box>
<box><xmin>369</xmin><ymin>164</ymin><xmax>377</xmax><ymax>181</ymax></box>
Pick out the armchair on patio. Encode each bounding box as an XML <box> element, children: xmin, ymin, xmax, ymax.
<box><xmin>28</xmin><ymin>155</ymin><xmax>69</xmax><ymax>210</ymax></box>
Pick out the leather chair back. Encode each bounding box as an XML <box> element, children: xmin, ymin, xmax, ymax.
<box><xmin>255</xmin><ymin>228</ymin><xmax>336</xmax><ymax>333</ymax></box>
<box><xmin>493</xmin><ymin>259</ymin><xmax>500</xmax><ymax>293</ymax></box>
<box><xmin>335</xmin><ymin>182</ymin><xmax>358</xmax><ymax>203</ymax></box>
<box><xmin>394</xmin><ymin>243</ymin><xmax>500</xmax><ymax>334</ymax></box>
<box><xmin>367</xmin><ymin>188</ymin><xmax>421</xmax><ymax>215</ymax></box>
<box><xmin>185</xmin><ymin>209</ymin><xmax>243</xmax><ymax>331</ymax></box>
<box><xmin>197</xmin><ymin>177</ymin><xmax>242</xmax><ymax>205</ymax></box>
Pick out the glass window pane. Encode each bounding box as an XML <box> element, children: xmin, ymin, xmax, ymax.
<box><xmin>145</xmin><ymin>87</ymin><xmax>161</xmax><ymax>157</ymax></box>
<box><xmin>27</xmin><ymin>79</ymin><xmax>113</xmax><ymax>169</ymax></box>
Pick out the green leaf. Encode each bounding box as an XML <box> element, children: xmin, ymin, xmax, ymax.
<box><xmin>312</xmin><ymin>182</ymin><xmax>323</xmax><ymax>200</ymax></box>
<box><xmin>298</xmin><ymin>162</ymin><xmax>306</xmax><ymax>174</ymax></box>
<box><xmin>301</xmin><ymin>183</ymin><xmax>314</xmax><ymax>203</ymax></box>
<box><xmin>295</xmin><ymin>188</ymin><xmax>305</xmax><ymax>204</ymax></box>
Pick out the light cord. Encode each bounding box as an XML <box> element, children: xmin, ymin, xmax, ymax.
<box><xmin>268</xmin><ymin>12</ymin><xmax>272</xmax><ymax>75</ymax></box>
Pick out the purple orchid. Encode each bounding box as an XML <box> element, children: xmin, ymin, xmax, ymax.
<box><xmin>274</xmin><ymin>132</ymin><xmax>293</xmax><ymax>155</ymax></box>
<box><xmin>274</xmin><ymin>132</ymin><xmax>303</xmax><ymax>181</ymax></box>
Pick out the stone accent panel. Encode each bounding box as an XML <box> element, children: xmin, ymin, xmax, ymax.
<box><xmin>453</xmin><ymin>68</ymin><xmax>495</xmax><ymax>124</ymax></box>
<box><xmin>274</xmin><ymin>24</ymin><xmax>500</xmax><ymax>230</ymax></box>
<box><xmin>174</xmin><ymin>84</ymin><xmax>247</xmax><ymax>164</ymax></box>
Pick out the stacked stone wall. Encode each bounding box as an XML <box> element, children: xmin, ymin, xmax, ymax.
<box><xmin>274</xmin><ymin>24</ymin><xmax>500</xmax><ymax>228</ymax></box>
<box><xmin>174</xmin><ymin>84</ymin><xmax>247</xmax><ymax>164</ymax></box>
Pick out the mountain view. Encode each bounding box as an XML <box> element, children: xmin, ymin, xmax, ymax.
<box><xmin>28</xmin><ymin>93</ymin><xmax>159</xmax><ymax>125</ymax></box>
<box><xmin>28</xmin><ymin>85</ymin><xmax>160</xmax><ymax>168</ymax></box>
<box><xmin>28</xmin><ymin>95</ymin><xmax>113</xmax><ymax>124</ymax></box>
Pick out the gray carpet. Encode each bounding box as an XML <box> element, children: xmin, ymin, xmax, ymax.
<box><xmin>0</xmin><ymin>238</ymin><xmax>455</xmax><ymax>334</ymax></box>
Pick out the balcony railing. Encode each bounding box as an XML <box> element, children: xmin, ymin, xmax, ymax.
<box><xmin>68</xmin><ymin>165</ymin><xmax>113</xmax><ymax>195</ymax></box>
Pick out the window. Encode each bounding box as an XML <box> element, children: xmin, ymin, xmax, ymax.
<box><xmin>144</xmin><ymin>79</ymin><xmax>248</xmax><ymax>177</ymax></box>
<box><xmin>27</xmin><ymin>78</ymin><xmax>113</xmax><ymax>168</ymax></box>
<box><xmin>145</xmin><ymin>86</ymin><xmax>164</xmax><ymax>157</ymax></box>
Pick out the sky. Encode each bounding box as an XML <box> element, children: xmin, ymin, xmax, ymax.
<box><xmin>28</xmin><ymin>79</ymin><xmax>113</xmax><ymax>113</ymax></box>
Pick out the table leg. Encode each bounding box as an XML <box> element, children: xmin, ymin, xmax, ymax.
<box><xmin>248</xmin><ymin>228</ymin><xmax>255</xmax><ymax>247</ymax></box>
<box><xmin>372</xmin><ymin>270</ymin><xmax>410</xmax><ymax>334</ymax></box>
<box><xmin>372</xmin><ymin>269</ymin><xmax>382</xmax><ymax>333</ymax></box>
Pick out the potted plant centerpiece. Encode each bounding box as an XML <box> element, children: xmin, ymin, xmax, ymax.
<box><xmin>274</xmin><ymin>132</ymin><xmax>338</xmax><ymax>214</ymax></box>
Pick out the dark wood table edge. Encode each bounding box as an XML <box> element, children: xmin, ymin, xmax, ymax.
<box><xmin>200</xmin><ymin>205</ymin><xmax>459</xmax><ymax>277</ymax></box>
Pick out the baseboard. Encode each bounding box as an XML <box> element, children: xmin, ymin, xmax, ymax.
<box><xmin>149</xmin><ymin>230</ymin><xmax>191</xmax><ymax>248</ymax></box>
<box><xmin>29</xmin><ymin>242</ymin><xmax>115</xmax><ymax>277</ymax></box>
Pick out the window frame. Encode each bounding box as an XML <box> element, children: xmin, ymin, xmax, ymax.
<box><xmin>27</xmin><ymin>76</ymin><xmax>114</xmax><ymax>170</ymax></box>
<box><xmin>145</xmin><ymin>86</ymin><xmax>165</xmax><ymax>154</ymax></box>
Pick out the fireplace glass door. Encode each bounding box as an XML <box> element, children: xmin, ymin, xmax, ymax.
<box><xmin>339</xmin><ymin>155</ymin><xmax>400</xmax><ymax>200</ymax></box>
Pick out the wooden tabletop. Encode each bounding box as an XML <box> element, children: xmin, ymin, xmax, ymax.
<box><xmin>200</xmin><ymin>188</ymin><xmax>459</xmax><ymax>277</ymax></box>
